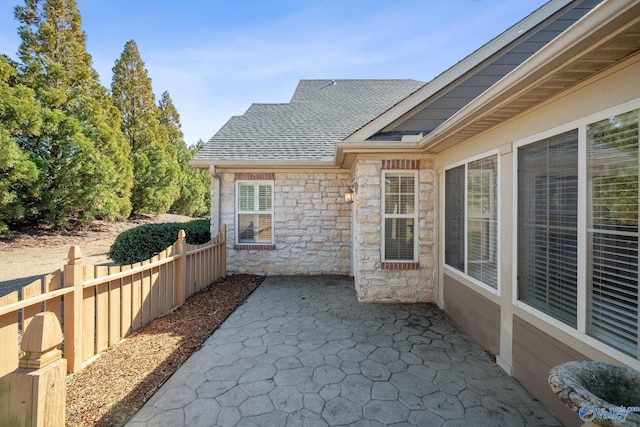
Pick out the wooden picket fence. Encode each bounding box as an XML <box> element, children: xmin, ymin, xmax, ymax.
<box><xmin>0</xmin><ymin>225</ymin><xmax>226</xmax><ymax>376</ymax></box>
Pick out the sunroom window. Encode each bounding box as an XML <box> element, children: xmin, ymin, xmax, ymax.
<box><xmin>445</xmin><ymin>154</ymin><xmax>498</xmax><ymax>289</ymax></box>
<box><xmin>518</xmin><ymin>131</ymin><xmax>578</xmax><ymax>327</ymax></box>
<box><xmin>587</xmin><ymin>110</ymin><xmax>638</xmax><ymax>357</ymax></box>
<box><xmin>516</xmin><ymin>108</ymin><xmax>639</xmax><ymax>360</ymax></box>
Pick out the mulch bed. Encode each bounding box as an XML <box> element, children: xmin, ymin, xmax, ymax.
<box><xmin>65</xmin><ymin>274</ymin><xmax>264</xmax><ymax>427</ymax></box>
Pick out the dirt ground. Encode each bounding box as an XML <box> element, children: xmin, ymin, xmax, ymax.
<box><xmin>0</xmin><ymin>214</ymin><xmax>195</xmax><ymax>296</ymax></box>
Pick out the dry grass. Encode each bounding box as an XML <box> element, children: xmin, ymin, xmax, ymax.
<box><xmin>65</xmin><ymin>274</ymin><xmax>264</xmax><ymax>427</ymax></box>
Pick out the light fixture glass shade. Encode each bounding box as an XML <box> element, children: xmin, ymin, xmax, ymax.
<box><xmin>344</xmin><ymin>190</ymin><xmax>354</xmax><ymax>203</ymax></box>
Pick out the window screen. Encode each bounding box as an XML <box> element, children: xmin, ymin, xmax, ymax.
<box><xmin>518</xmin><ymin>130</ymin><xmax>578</xmax><ymax>327</ymax></box>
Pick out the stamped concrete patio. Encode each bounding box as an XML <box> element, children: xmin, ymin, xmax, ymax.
<box><xmin>126</xmin><ymin>276</ymin><xmax>561</xmax><ymax>426</ymax></box>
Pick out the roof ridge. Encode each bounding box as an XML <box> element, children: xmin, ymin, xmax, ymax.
<box><xmin>195</xmin><ymin>79</ymin><xmax>425</xmax><ymax>162</ymax></box>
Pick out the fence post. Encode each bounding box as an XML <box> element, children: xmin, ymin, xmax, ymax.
<box><xmin>174</xmin><ymin>230</ymin><xmax>186</xmax><ymax>306</ymax></box>
<box><xmin>220</xmin><ymin>224</ymin><xmax>227</xmax><ymax>277</ymax></box>
<box><xmin>0</xmin><ymin>312</ymin><xmax>66</xmax><ymax>427</ymax></box>
<box><xmin>64</xmin><ymin>245</ymin><xmax>84</xmax><ymax>373</ymax></box>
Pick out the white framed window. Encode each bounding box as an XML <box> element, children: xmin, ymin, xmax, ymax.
<box><xmin>444</xmin><ymin>153</ymin><xmax>499</xmax><ymax>290</ymax></box>
<box><xmin>515</xmin><ymin>104</ymin><xmax>639</xmax><ymax>361</ymax></box>
<box><xmin>517</xmin><ymin>131</ymin><xmax>579</xmax><ymax>327</ymax></box>
<box><xmin>586</xmin><ymin>109</ymin><xmax>638</xmax><ymax>357</ymax></box>
<box><xmin>382</xmin><ymin>171</ymin><xmax>418</xmax><ymax>262</ymax></box>
<box><xmin>236</xmin><ymin>181</ymin><xmax>274</xmax><ymax>245</ymax></box>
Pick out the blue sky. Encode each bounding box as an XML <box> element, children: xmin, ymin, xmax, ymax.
<box><xmin>0</xmin><ymin>0</ymin><xmax>547</xmax><ymax>146</ymax></box>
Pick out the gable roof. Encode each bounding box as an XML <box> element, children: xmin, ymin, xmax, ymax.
<box><xmin>335</xmin><ymin>0</ymin><xmax>640</xmax><ymax>166</ymax></box>
<box><xmin>192</xmin><ymin>0</ymin><xmax>630</xmax><ymax>169</ymax></box>
<box><xmin>192</xmin><ymin>79</ymin><xmax>424</xmax><ymax>165</ymax></box>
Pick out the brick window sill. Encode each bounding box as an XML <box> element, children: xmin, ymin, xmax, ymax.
<box><xmin>381</xmin><ymin>262</ymin><xmax>420</xmax><ymax>270</ymax></box>
<box><xmin>234</xmin><ymin>244</ymin><xmax>276</xmax><ymax>251</ymax></box>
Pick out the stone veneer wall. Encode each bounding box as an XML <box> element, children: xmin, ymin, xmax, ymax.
<box><xmin>218</xmin><ymin>171</ymin><xmax>352</xmax><ymax>275</ymax></box>
<box><xmin>353</xmin><ymin>159</ymin><xmax>436</xmax><ymax>303</ymax></box>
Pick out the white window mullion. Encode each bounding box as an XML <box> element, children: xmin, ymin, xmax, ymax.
<box><xmin>577</xmin><ymin>125</ymin><xmax>587</xmax><ymax>334</ymax></box>
<box><xmin>464</xmin><ymin>164</ymin><xmax>469</xmax><ymax>274</ymax></box>
<box><xmin>414</xmin><ymin>172</ymin><xmax>419</xmax><ymax>261</ymax></box>
<box><xmin>496</xmin><ymin>158</ymin><xmax>501</xmax><ymax>294</ymax></box>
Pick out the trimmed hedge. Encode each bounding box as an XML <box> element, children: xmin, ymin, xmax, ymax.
<box><xmin>108</xmin><ymin>219</ymin><xmax>211</xmax><ymax>265</ymax></box>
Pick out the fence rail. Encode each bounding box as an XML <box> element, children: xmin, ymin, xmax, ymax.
<box><xmin>0</xmin><ymin>225</ymin><xmax>226</xmax><ymax>376</ymax></box>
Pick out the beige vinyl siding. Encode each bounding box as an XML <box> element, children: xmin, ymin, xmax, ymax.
<box><xmin>443</xmin><ymin>275</ymin><xmax>500</xmax><ymax>355</ymax></box>
<box><xmin>513</xmin><ymin>316</ymin><xmax>585</xmax><ymax>427</ymax></box>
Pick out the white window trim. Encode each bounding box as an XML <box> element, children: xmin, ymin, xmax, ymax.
<box><xmin>381</xmin><ymin>170</ymin><xmax>419</xmax><ymax>263</ymax></box>
<box><xmin>443</xmin><ymin>150</ymin><xmax>501</xmax><ymax>296</ymax></box>
<box><xmin>235</xmin><ymin>180</ymin><xmax>274</xmax><ymax>246</ymax></box>
<box><xmin>512</xmin><ymin>97</ymin><xmax>640</xmax><ymax>364</ymax></box>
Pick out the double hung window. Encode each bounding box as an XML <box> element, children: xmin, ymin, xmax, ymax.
<box><xmin>518</xmin><ymin>131</ymin><xmax>579</xmax><ymax>327</ymax></box>
<box><xmin>236</xmin><ymin>181</ymin><xmax>273</xmax><ymax>245</ymax></box>
<box><xmin>383</xmin><ymin>171</ymin><xmax>417</xmax><ymax>262</ymax></box>
<box><xmin>587</xmin><ymin>110</ymin><xmax>638</xmax><ymax>356</ymax></box>
<box><xmin>445</xmin><ymin>154</ymin><xmax>498</xmax><ymax>289</ymax></box>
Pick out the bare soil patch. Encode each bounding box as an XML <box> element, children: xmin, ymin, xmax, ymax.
<box><xmin>0</xmin><ymin>214</ymin><xmax>195</xmax><ymax>296</ymax></box>
<box><xmin>66</xmin><ymin>274</ymin><xmax>264</xmax><ymax>427</ymax></box>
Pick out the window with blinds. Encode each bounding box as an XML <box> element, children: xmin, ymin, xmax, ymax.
<box><xmin>587</xmin><ymin>110</ymin><xmax>639</xmax><ymax>357</ymax></box>
<box><xmin>515</xmin><ymin>107</ymin><xmax>640</xmax><ymax>360</ymax></box>
<box><xmin>445</xmin><ymin>166</ymin><xmax>465</xmax><ymax>272</ymax></box>
<box><xmin>237</xmin><ymin>182</ymin><xmax>273</xmax><ymax>244</ymax></box>
<box><xmin>468</xmin><ymin>156</ymin><xmax>498</xmax><ymax>286</ymax></box>
<box><xmin>444</xmin><ymin>154</ymin><xmax>498</xmax><ymax>289</ymax></box>
<box><xmin>383</xmin><ymin>172</ymin><xmax>417</xmax><ymax>262</ymax></box>
<box><xmin>518</xmin><ymin>131</ymin><xmax>578</xmax><ymax>327</ymax></box>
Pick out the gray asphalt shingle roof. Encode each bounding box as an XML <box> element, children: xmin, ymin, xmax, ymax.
<box><xmin>193</xmin><ymin>79</ymin><xmax>425</xmax><ymax>163</ymax></box>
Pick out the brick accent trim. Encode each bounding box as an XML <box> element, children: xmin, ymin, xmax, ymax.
<box><xmin>381</xmin><ymin>262</ymin><xmax>420</xmax><ymax>270</ymax></box>
<box><xmin>235</xmin><ymin>172</ymin><xmax>275</xmax><ymax>181</ymax></box>
<box><xmin>234</xmin><ymin>244</ymin><xmax>276</xmax><ymax>251</ymax></box>
<box><xmin>381</xmin><ymin>160</ymin><xmax>420</xmax><ymax>170</ymax></box>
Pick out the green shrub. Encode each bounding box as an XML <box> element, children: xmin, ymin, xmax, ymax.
<box><xmin>108</xmin><ymin>219</ymin><xmax>211</xmax><ymax>265</ymax></box>
<box><xmin>181</xmin><ymin>219</ymin><xmax>211</xmax><ymax>244</ymax></box>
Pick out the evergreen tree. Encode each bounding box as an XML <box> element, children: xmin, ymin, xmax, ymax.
<box><xmin>189</xmin><ymin>141</ymin><xmax>211</xmax><ymax>217</ymax></box>
<box><xmin>112</xmin><ymin>40</ymin><xmax>180</xmax><ymax>214</ymax></box>
<box><xmin>15</xmin><ymin>0</ymin><xmax>133</xmax><ymax>228</ymax></box>
<box><xmin>158</xmin><ymin>91</ymin><xmax>183</xmax><ymax>148</ymax></box>
<box><xmin>158</xmin><ymin>91</ymin><xmax>209</xmax><ymax>217</ymax></box>
<box><xmin>172</xmin><ymin>150</ymin><xmax>210</xmax><ymax>217</ymax></box>
<box><xmin>0</xmin><ymin>55</ymin><xmax>41</xmax><ymax>234</ymax></box>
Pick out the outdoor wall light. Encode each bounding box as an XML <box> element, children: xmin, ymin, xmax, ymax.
<box><xmin>344</xmin><ymin>187</ymin><xmax>355</xmax><ymax>203</ymax></box>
